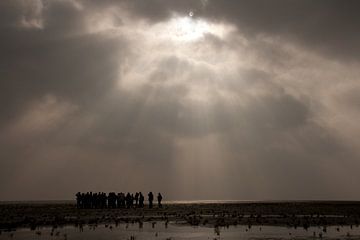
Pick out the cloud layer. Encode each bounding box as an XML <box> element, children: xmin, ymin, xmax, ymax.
<box><xmin>1</xmin><ymin>0</ymin><xmax>360</xmax><ymax>200</ymax></box>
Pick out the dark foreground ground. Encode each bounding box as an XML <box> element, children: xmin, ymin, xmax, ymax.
<box><xmin>1</xmin><ymin>201</ymin><xmax>360</xmax><ymax>230</ymax></box>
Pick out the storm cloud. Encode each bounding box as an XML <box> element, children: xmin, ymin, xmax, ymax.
<box><xmin>1</xmin><ymin>0</ymin><xmax>360</xmax><ymax>201</ymax></box>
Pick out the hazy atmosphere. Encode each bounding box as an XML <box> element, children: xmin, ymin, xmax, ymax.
<box><xmin>1</xmin><ymin>0</ymin><xmax>360</xmax><ymax>201</ymax></box>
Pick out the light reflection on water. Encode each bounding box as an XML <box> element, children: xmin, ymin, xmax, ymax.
<box><xmin>1</xmin><ymin>223</ymin><xmax>360</xmax><ymax>240</ymax></box>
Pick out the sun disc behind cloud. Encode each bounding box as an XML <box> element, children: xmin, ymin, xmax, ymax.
<box><xmin>150</xmin><ymin>16</ymin><xmax>230</xmax><ymax>43</ymax></box>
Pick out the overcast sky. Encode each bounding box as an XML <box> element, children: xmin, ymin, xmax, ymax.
<box><xmin>1</xmin><ymin>0</ymin><xmax>360</xmax><ymax>201</ymax></box>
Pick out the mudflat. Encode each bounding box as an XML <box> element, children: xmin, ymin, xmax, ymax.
<box><xmin>1</xmin><ymin>201</ymin><xmax>360</xmax><ymax>230</ymax></box>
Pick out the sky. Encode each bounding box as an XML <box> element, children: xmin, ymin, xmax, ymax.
<box><xmin>1</xmin><ymin>0</ymin><xmax>360</xmax><ymax>201</ymax></box>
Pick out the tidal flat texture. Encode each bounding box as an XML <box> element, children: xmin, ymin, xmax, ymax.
<box><xmin>1</xmin><ymin>201</ymin><xmax>360</xmax><ymax>230</ymax></box>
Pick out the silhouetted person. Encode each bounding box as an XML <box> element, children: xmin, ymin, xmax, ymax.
<box><xmin>120</xmin><ymin>192</ymin><xmax>125</xmax><ymax>208</ymax></box>
<box><xmin>85</xmin><ymin>192</ymin><xmax>90</xmax><ymax>208</ymax></box>
<box><xmin>148</xmin><ymin>192</ymin><xmax>154</xmax><ymax>209</ymax></box>
<box><xmin>157</xmin><ymin>193</ymin><xmax>163</xmax><ymax>208</ymax></box>
<box><xmin>131</xmin><ymin>193</ymin><xmax>134</xmax><ymax>208</ymax></box>
<box><xmin>139</xmin><ymin>192</ymin><xmax>144</xmax><ymax>208</ymax></box>
<box><xmin>101</xmin><ymin>192</ymin><xmax>107</xmax><ymax>208</ymax></box>
<box><xmin>125</xmin><ymin>192</ymin><xmax>131</xmax><ymax>208</ymax></box>
<box><xmin>135</xmin><ymin>192</ymin><xmax>139</xmax><ymax>207</ymax></box>
<box><xmin>116</xmin><ymin>193</ymin><xmax>121</xmax><ymax>208</ymax></box>
<box><xmin>89</xmin><ymin>192</ymin><xmax>92</xmax><ymax>208</ymax></box>
<box><xmin>76</xmin><ymin>192</ymin><xmax>81</xmax><ymax>209</ymax></box>
<box><xmin>107</xmin><ymin>192</ymin><xmax>114</xmax><ymax>208</ymax></box>
<box><xmin>81</xmin><ymin>193</ymin><xmax>85</xmax><ymax>208</ymax></box>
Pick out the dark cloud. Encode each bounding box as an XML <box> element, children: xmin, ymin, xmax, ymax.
<box><xmin>0</xmin><ymin>0</ymin><xmax>127</xmax><ymax>124</ymax></box>
<box><xmin>112</xmin><ymin>0</ymin><xmax>360</xmax><ymax>61</ymax></box>
<box><xmin>0</xmin><ymin>0</ymin><xmax>360</xmax><ymax>200</ymax></box>
<box><xmin>201</xmin><ymin>0</ymin><xmax>360</xmax><ymax>61</ymax></box>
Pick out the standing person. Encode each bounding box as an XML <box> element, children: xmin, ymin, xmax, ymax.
<box><xmin>157</xmin><ymin>193</ymin><xmax>163</xmax><ymax>208</ymax></box>
<box><xmin>102</xmin><ymin>192</ymin><xmax>107</xmax><ymax>209</ymax></box>
<box><xmin>130</xmin><ymin>193</ymin><xmax>134</xmax><ymax>208</ymax></box>
<box><xmin>139</xmin><ymin>192</ymin><xmax>144</xmax><ymax>208</ymax></box>
<box><xmin>135</xmin><ymin>192</ymin><xmax>139</xmax><ymax>207</ymax></box>
<box><xmin>148</xmin><ymin>192</ymin><xmax>154</xmax><ymax>209</ymax></box>
<box><xmin>76</xmin><ymin>192</ymin><xmax>81</xmax><ymax>209</ymax></box>
<box><xmin>81</xmin><ymin>193</ymin><xmax>85</xmax><ymax>208</ymax></box>
<box><xmin>89</xmin><ymin>192</ymin><xmax>93</xmax><ymax>208</ymax></box>
<box><xmin>126</xmin><ymin>192</ymin><xmax>131</xmax><ymax>209</ymax></box>
<box><xmin>120</xmin><ymin>192</ymin><xmax>125</xmax><ymax>208</ymax></box>
<box><xmin>117</xmin><ymin>193</ymin><xmax>121</xmax><ymax>208</ymax></box>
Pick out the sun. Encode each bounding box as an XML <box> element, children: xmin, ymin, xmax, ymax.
<box><xmin>170</xmin><ymin>16</ymin><xmax>210</xmax><ymax>42</ymax></box>
<box><xmin>147</xmin><ymin>14</ymin><xmax>228</xmax><ymax>43</ymax></box>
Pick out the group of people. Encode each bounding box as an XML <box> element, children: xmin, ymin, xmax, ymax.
<box><xmin>75</xmin><ymin>191</ymin><xmax>163</xmax><ymax>209</ymax></box>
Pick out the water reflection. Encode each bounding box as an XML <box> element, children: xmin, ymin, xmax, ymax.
<box><xmin>1</xmin><ymin>222</ymin><xmax>360</xmax><ymax>240</ymax></box>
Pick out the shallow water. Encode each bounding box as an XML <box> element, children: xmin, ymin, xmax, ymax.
<box><xmin>1</xmin><ymin>222</ymin><xmax>360</xmax><ymax>240</ymax></box>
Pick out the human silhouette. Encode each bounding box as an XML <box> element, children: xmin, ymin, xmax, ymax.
<box><xmin>139</xmin><ymin>192</ymin><xmax>144</xmax><ymax>208</ymax></box>
<box><xmin>125</xmin><ymin>192</ymin><xmax>131</xmax><ymax>208</ymax></box>
<box><xmin>117</xmin><ymin>193</ymin><xmax>121</xmax><ymax>208</ymax></box>
<box><xmin>89</xmin><ymin>192</ymin><xmax>92</xmax><ymax>208</ymax></box>
<box><xmin>76</xmin><ymin>192</ymin><xmax>81</xmax><ymax>209</ymax></box>
<box><xmin>102</xmin><ymin>192</ymin><xmax>107</xmax><ymax>208</ymax></box>
<box><xmin>108</xmin><ymin>192</ymin><xmax>116</xmax><ymax>208</ymax></box>
<box><xmin>135</xmin><ymin>192</ymin><xmax>139</xmax><ymax>207</ymax></box>
<box><xmin>148</xmin><ymin>192</ymin><xmax>154</xmax><ymax>209</ymax></box>
<box><xmin>120</xmin><ymin>192</ymin><xmax>125</xmax><ymax>208</ymax></box>
<box><xmin>130</xmin><ymin>193</ymin><xmax>134</xmax><ymax>208</ymax></box>
<box><xmin>81</xmin><ymin>193</ymin><xmax>85</xmax><ymax>208</ymax></box>
<box><xmin>157</xmin><ymin>193</ymin><xmax>163</xmax><ymax>208</ymax></box>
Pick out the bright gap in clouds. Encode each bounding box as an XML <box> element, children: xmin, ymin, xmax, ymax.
<box><xmin>152</xmin><ymin>14</ymin><xmax>230</xmax><ymax>43</ymax></box>
<box><xmin>169</xmin><ymin>16</ymin><xmax>210</xmax><ymax>42</ymax></box>
<box><xmin>118</xmin><ymin>14</ymin><xmax>237</xmax><ymax>96</ymax></box>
